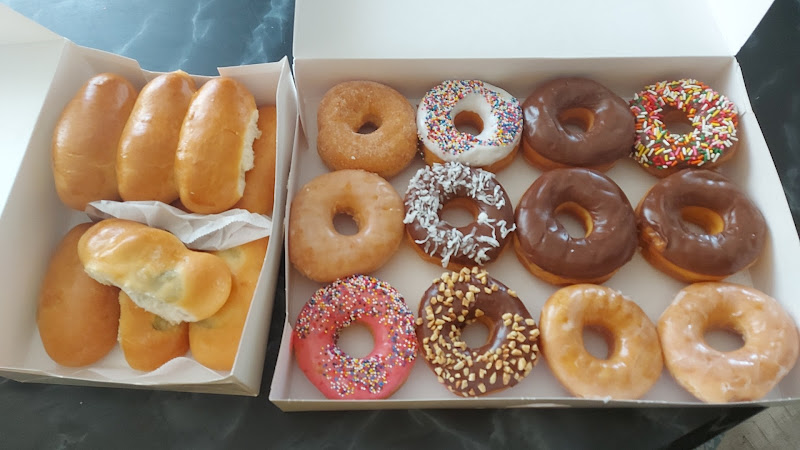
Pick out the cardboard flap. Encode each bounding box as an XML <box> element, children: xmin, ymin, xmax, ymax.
<box><xmin>294</xmin><ymin>0</ymin><xmax>772</xmax><ymax>59</ymax></box>
<box><xmin>0</xmin><ymin>5</ymin><xmax>64</xmax><ymax>45</ymax></box>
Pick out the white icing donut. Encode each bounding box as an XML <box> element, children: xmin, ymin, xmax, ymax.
<box><xmin>417</xmin><ymin>80</ymin><xmax>523</xmax><ymax>168</ymax></box>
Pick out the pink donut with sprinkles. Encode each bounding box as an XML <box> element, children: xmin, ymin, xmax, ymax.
<box><xmin>630</xmin><ymin>79</ymin><xmax>739</xmax><ymax>177</ymax></box>
<box><xmin>417</xmin><ymin>80</ymin><xmax>523</xmax><ymax>173</ymax></box>
<box><xmin>292</xmin><ymin>275</ymin><xmax>418</xmax><ymax>399</ymax></box>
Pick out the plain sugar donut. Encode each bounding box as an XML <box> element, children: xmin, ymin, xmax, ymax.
<box><xmin>658</xmin><ymin>282</ymin><xmax>799</xmax><ymax>403</ymax></box>
<box><xmin>317</xmin><ymin>81</ymin><xmax>417</xmax><ymax>178</ymax></box>
<box><xmin>289</xmin><ymin>169</ymin><xmax>404</xmax><ymax>282</ymax></box>
<box><xmin>539</xmin><ymin>284</ymin><xmax>663</xmax><ymax>400</ymax></box>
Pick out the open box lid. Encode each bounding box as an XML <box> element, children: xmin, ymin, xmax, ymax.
<box><xmin>293</xmin><ymin>0</ymin><xmax>773</xmax><ymax>59</ymax></box>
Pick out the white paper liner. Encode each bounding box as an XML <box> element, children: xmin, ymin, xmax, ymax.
<box><xmin>86</xmin><ymin>200</ymin><xmax>271</xmax><ymax>251</ymax></box>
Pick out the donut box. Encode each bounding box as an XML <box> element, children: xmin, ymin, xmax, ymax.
<box><xmin>0</xmin><ymin>6</ymin><xmax>298</xmax><ymax>396</ymax></box>
<box><xmin>269</xmin><ymin>0</ymin><xmax>800</xmax><ymax>409</ymax></box>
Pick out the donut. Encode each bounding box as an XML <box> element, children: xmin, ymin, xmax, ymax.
<box><xmin>539</xmin><ymin>284</ymin><xmax>663</xmax><ymax>400</ymax></box>
<box><xmin>316</xmin><ymin>81</ymin><xmax>417</xmax><ymax>178</ymax></box>
<box><xmin>403</xmin><ymin>162</ymin><xmax>515</xmax><ymax>269</ymax></box>
<box><xmin>417</xmin><ymin>80</ymin><xmax>523</xmax><ymax>172</ymax></box>
<box><xmin>636</xmin><ymin>169</ymin><xmax>766</xmax><ymax>283</ymax></box>
<box><xmin>514</xmin><ymin>168</ymin><xmax>637</xmax><ymax>285</ymax></box>
<box><xmin>292</xmin><ymin>275</ymin><xmax>418</xmax><ymax>399</ymax></box>
<box><xmin>415</xmin><ymin>267</ymin><xmax>540</xmax><ymax>397</ymax></box>
<box><xmin>658</xmin><ymin>283</ymin><xmax>799</xmax><ymax>403</ymax></box>
<box><xmin>630</xmin><ymin>79</ymin><xmax>739</xmax><ymax>177</ymax></box>
<box><xmin>289</xmin><ymin>169</ymin><xmax>404</xmax><ymax>283</ymax></box>
<box><xmin>522</xmin><ymin>78</ymin><xmax>634</xmax><ymax>171</ymax></box>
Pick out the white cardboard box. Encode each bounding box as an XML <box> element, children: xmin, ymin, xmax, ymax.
<box><xmin>270</xmin><ymin>0</ymin><xmax>800</xmax><ymax>409</ymax></box>
<box><xmin>0</xmin><ymin>5</ymin><xmax>299</xmax><ymax>396</ymax></box>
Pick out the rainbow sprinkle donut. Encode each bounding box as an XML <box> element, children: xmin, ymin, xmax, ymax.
<box><xmin>417</xmin><ymin>80</ymin><xmax>523</xmax><ymax>172</ymax></box>
<box><xmin>292</xmin><ymin>275</ymin><xmax>417</xmax><ymax>400</ymax></box>
<box><xmin>630</xmin><ymin>79</ymin><xmax>738</xmax><ymax>177</ymax></box>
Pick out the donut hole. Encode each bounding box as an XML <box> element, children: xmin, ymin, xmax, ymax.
<box><xmin>557</xmin><ymin>107</ymin><xmax>595</xmax><ymax>135</ymax></box>
<box><xmin>454</xmin><ymin>111</ymin><xmax>485</xmax><ymax>136</ymax></box>
<box><xmin>461</xmin><ymin>319</ymin><xmax>491</xmax><ymax>349</ymax></box>
<box><xmin>554</xmin><ymin>202</ymin><xmax>593</xmax><ymax>238</ymax></box>
<box><xmin>336</xmin><ymin>322</ymin><xmax>375</xmax><ymax>359</ymax></box>
<box><xmin>582</xmin><ymin>325</ymin><xmax>612</xmax><ymax>360</ymax></box>
<box><xmin>441</xmin><ymin>197</ymin><xmax>478</xmax><ymax>228</ymax></box>
<box><xmin>333</xmin><ymin>212</ymin><xmax>359</xmax><ymax>236</ymax></box>
<box><xmin>680</xmin><ymin>206</ymin><xmax>725</xmax><ymax>235</ymax></box>
<box><xmin>355</xmin><ymin>114</ymin><xmax>381</xmax><ymax>135</ymax></box>
<box><xmin>661</xmin><ymin>106</ymin><xmax>695</xmax><ymax>135</ymax></box>
<box><xmin>704</xmin><ymin>328</ymin><xmax>745</xmax><ymax>352</ymax></box>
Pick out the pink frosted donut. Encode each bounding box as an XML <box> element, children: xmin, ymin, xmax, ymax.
<box><xmin>292</xmin><ymin>275</ymin><xmax>418</xmax><ymax>399</ymax></box>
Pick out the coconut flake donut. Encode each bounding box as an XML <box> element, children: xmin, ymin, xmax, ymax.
<box><xmin>630</xmin><ymin>79</ymin><xmax>739</xmax><ymax>177</ymax></box>
<box><xmin>417</xmin><ymin>80</ymin><xmax>523</xmax><ymax>172</ymax></box>
<box><xmin>415</xmin><ymin>267</ymin><xmax>540</xmax><ymax>397</ymax></box>
<box><xmin>522</xmin><ymin>77</ymin><xmax>635</xmax><ymax>172</ymax></box>
<box><xmin>289</xmin><ymin>169</ymin><xmax>404</xmax><ymax>283</ymax></box>
<box><xmin>293</xmin><ymin>275</ymin><xmax>418</xmax><ymax>400</ymax></box>
<box><xmin>539</xmin><ymin>284</ymin><xmax>663</xmax><ymax>400</ymax></box>
<box><xmin>403</xmin><ymin>162</ymin><xmax>515</xmax><ymax>269</ymax></box>
<box><xmin>658</xmin><ymin>283</ymin><xmax>799</xmax><ymax>403</ymax></box>
<box><xmin>636</xmin><ymin>169</ymin><xmax>766</xmax><ymax>283</ymax></box>
<box><xmin>317</xmin><ymin>81</ymin><xmax>418</xmax><ymax>178</ymax></box>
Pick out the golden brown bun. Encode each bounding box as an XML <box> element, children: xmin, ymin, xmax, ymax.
<box><xmin>521</xmin><ymin>138</ymin><xmax>615</xmax><ymax>173</ymax></box>
<box><xmin>52</xmin><ymin>73</ymin><xmax>137</xmax><ymax>210</ymax></box>
<box><xmin>175</xmin><ymin>77</ymin><xmax>260</xmax><ymax>214</ymax></box>
<box><xmin>118</xmin><ymin>291</ymin><xmax>189</xmax><ymax>371</ymax></box>
<box><xmin>117</xmin><ymin>71</ymin><xmax>197</xmax><ymax>203</ymax></box>
<box><xmin>189</xmin><ymin>237</ymin><xmax>268</xmax><ymax>371</ymax></box>
<box><xmin>37</xmin><ymin>223</ymin><xmax>120</xmax><ymax>367</ymax></box>
<box><xmin>77</xmin><ymin>219</ymin><xmax>232</xmax><ymax>323</ymax></box>
<box><xmin>233</xmin><ymin>106</ymin><xmax>277</xmax><ymax>215</ymax></box>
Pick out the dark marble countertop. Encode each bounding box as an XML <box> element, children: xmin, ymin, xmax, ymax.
<box><xmin>2</xmin><ymin>0</ymin><xmax>799</xmax><ymax>448</ymax></box>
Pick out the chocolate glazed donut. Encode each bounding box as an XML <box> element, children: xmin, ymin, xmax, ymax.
<box><xmin>522</xmin><ymin>78</ymin><xmax>634</xmax><ymax>171</ymax></box>
<box><xmin>637</xmin><ymin>169</ymin><xmax>767</xmax><ymax>282</ymax></box>
<box><xmin>515</xmin><ymin>168</ymin><xmax>638</xmax><ymax>285</ymax></box>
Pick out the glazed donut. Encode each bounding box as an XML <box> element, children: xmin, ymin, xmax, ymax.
<box><xmin>417</xmin><ymin>80</ymin><xmax>523</xmax><ymax>172</ymax></box>
<box><xmin>415</xmin><ymin>267</ymin><xmax>540</xmax><ymax>397</ymax></box>
<box><xmin>522</xmin><ymin>78</ymin><xmax>634</xmax><ymax>172</ymax></box>
<box><xmin>293</xmin><ymin>275</ymin><xmax>418</xmax><ymax>399</ymax></box>
<box><xmin>289</xmin><ymin>169</ymin><xmax>404</xmax><ymax>283</ymax></box>
<box><xmin>514</xmin><ymin>168</ymin><xmax>637</xmax><ymax>285</ymax></box>
<box><xmin>317</xmin><ymin>81</ymin><xmax>417</xmax><ymax>178</ymax></box>
<box><xmin>636</xmin><ymin>169</ymin><xmax>766</xmax><ymax>283</ymax></box>
<box><xmin>630</xmin><ymin>79</ymin><xmax>739</xmax><ymax>177</ymax></box>
<box><xmin>539</xmin><ymin>284</ymin><xmax>663</xmax><ymax>400</ymax></box>
<box><xmin>403</xmin><ymin>162</ymin><xmax>515</xmax><ymax>269</ymax></box>
<box><xmin>658</xmin><ymin>283</ymin><xmax>799</xmax><ymax>403</ymax></box>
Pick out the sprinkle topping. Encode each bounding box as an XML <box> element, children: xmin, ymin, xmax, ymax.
<box><xmin>630</xmin><ymin>79</ymin><xmax>738</xmax><ymax>170</ymax></box>
<box><xmin>418</xmin><ymin>80</ymin><xmax>522</xmax><ymax>162</ymax></box>
<box><xmin>404</xmin><ymin>162</ymin><xmax>515</xmax><ymax>267</ymax></box>
<box><xmin>294</xmin><ymin>275</ymin><xmax>417</xmax><ymax>398</ymax></box>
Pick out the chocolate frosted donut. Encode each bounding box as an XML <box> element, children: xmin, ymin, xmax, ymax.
<box><xmin>515</xmin><ymin>168</ymin><xmax>637</xmax><ymax>285</ymax></box>
<box><xmin>522</xmin><ymin>78</ymin><xmax>634</xmax><ymax>171</ymax></box>
<box><xmin>637</xmin><ymin>169</ymin><xmax>767</xmax><ymax>282</ymax></box>
<box><xmin>403</xmin><ymin>162</ymin><xmax>515</xmax><ymax>269</ymax></box>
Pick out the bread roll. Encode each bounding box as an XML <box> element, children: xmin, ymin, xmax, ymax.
<box><xmin>52</xmin><ymin>73</ymin><xmax>137</xmax><ymax>210</ymax></box>
<box><xmin>175</xmin><ymin>77</ymin><xmax>260</xmax><ymax>214</ymax></box>
<box><xmin>117</xmin><ymin>71</ymin><xmax>196</xmax><ymax>203</ymax></box>
<box><xmin>118</xmin><ymin>291</ymin><xmax>189</xmax><ymax>371</ymax></box>
<box><xmin>37</xmin><ymin>223</ymin><xmax>120</xmax><ymax>367</ymax></box>
<box><xmin>77</xmin><ymin>219</ymin><xmax>232</xmax><ymax>323</ymax></box>
<box><xmin>190</xmin><ymin>237</ymin><xmax>268</xmax><ymax>371</ymax></box>
<box><xmin>233</xmin><ymin>105</ymin><xmax>277</xmax><ymax>215</ymax></box>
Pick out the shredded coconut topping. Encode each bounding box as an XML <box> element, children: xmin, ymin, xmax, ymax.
<box><xmin>403</xmin><ymin>162</ymin><xmax>515</xmax><ymax>267</ymax></box>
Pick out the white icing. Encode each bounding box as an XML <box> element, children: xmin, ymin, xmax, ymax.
<box><xmin>403</xmin><ymin>162</ymin><xmax>516</xmax><ymax>267</ymax></box>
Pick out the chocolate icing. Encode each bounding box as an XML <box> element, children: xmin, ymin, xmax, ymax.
<box><xmin>637</xmin><ymin>169</ymin><xmax>767</xmax><ymax>276</ymax></box>
<box><xmin>416</xmin><ymin>268</ymin><xmax>539</xmax><ymax>397</ymax></box>
<box><xmin>522</xmin><ymin>78</ymin><xmax>634</xmax><ymax>166</ymax></box>
<box><xmin>515</xmin><ymin>168</ymin><xmax>638</xmax><ymax>279</ymax></box>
